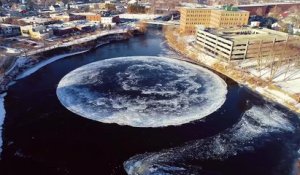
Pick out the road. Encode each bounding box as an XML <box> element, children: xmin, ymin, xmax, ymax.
<box><xmin>25</xmin><ymin>29</ymin><xmax>129</xmax><ymax>56</ymax></box>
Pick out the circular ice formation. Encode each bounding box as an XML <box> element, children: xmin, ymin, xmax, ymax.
<box><xmin>56</xmin><ymin>56</ymin><xmax>227</xmax><ymax>127</ymax></box>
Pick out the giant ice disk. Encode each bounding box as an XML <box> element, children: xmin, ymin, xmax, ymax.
<box><xmin>56</xmin><ymin>56</ymin><xmax>227</xmax><ymax>127</ymax></box>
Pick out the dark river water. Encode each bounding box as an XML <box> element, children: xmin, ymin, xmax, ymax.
<box><xmin>1</xmin><ymin>29</ymin><xmax>300</xmax><ymax>175</ymax></box>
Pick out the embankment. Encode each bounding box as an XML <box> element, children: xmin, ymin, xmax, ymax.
<box><xmin>164</xmin><ymin>30</ymin><xmax>300</xmax><ymax>114</ymax></box>
<box><xmin>0</xmin><ymin>31</ymin><xmax>132</xmax><ymax>93</ymax></box>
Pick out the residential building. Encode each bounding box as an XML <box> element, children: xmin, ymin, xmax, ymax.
<box><xmin>18</xmin><ymin>17</ymin><xmax>58</xmax><ymax>25</ymax></box>
<box><xmin>50</xmin><ymin>14</ymin><xmax>86</xmax><ymax>22</ymax></box>
<box><xmin>293</xmin><ymin>28</ymin><xmax>300</xmax><ymax>35</ymax></box>
<box><xmin>49</xmin><ymin>4</ymin><xmax>64</xmax><ymax>12</ymax></box>
<box><xmin>101</xmin><ymin>15</ymin><xmax>119</xmax><ymax>24</ymax></box>
<box><xmin>52</xmin><ymin>26</ymin><xmax>79</xmax><ymax>36</ymax></box>
<box><xmin>180</xmin><ymin>5</ymin><xmax>249</xmax><ymax>33</ymax></box>
<box><xmin>0</xmin><ymin>24</ymin><xmax>21</xmax><ymax>37</ymax></box>
<box><xmin>49</xmin><ymin>20</ymin><xmax>99</xmax><ymax>36</ymax></box>
<box><xmin>50</xmin><ymin>14</ymin><xmax>70</xmax><ymax>22</ymax></box>
<box><xmin>69</xmin><ymin>2</ymin><xmax>106</xmax><ymax>10</ymax></box>
<box><xmin>195</xmin><ymin>26</ymin><xmax>299</xmax><ymax>61</ymax></box>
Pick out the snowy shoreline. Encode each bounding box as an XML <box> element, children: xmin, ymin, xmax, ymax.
<box><xmin>16</xmin><ymin>50</ymin><xmax>89</xmax><ymax>80</ymax></box>
<box><xmin>165</xmin><ymin>35</ymin><xmax>300</xmax><ymax>115</ymax></box>
<box><xmin>0</xmin><ymin>31</ymin><xmax>131</xmax><ymax>158</ymax></box>
<box><xmin>0</xmin><ymin>30</ymin><xmax>131</xmax><ymax>93</ymax></box>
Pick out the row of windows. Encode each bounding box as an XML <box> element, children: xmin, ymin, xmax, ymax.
<box><xmin>219</xmin><ymin>22</ymin><xmax>244</xmax><ymax>26</ymax></box>
<box><xmin>186</xmin><ymin>10</ymin><xmax>210</xmax><ymax>13</ymax></box>
<box><xmin>186</xmin><ymin>15</ymin><xmax>209</xmax><ymax>17</ymax></box>
<box><xmin>220</xmin><ymin>13</ymin><xmax>248</xmax><ymax>17</ymax></box>
<box><xmin>185</xmin><ymin>22</ymin><xmax>208</xmax><ymax>25</ymax></box>
<box><xmin>220</xmin><ymin>18</ymin><xmax>247</xmax><ymax>21</ymax></box>
<box><xmin>185</xmin><ymin>18</ymin><xmax>209</xmax><ymax>21</ymax></box>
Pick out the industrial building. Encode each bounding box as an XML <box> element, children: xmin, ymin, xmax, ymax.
<box><xmin>196</xmin><ymin>26</ymin><xmax>299</xmax><ymax>61</ymax></box>
<box><xmin>180</xmin><ymin>5</ymin><xmax>249</xmax><ymax>33</ymax></box>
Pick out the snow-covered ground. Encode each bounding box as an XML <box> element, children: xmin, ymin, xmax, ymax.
<box><xmin>5</xmin><ymin>57</ymin><xmax>28</xmax><ymax>76</ymax></box>
<box><xmin>15</xmin><ymin>30</ymin><xmax>128</xmax><ymax>80</ymax></box>
<box><xmin>248</xmin><ymin>65</ymin><xmax>300</xmax><ymax>94</ymax></box>
<box><xmin>119</xmin><ymin>13</ymin><xmax>162</xmax><ymax>20</ymax></box>
<box><xmin>16</xmin><ymin>50</ymin><xmax>88</xmax><ymax>80</ymax></box>
<box><xmin>0</xmin><ymin>93</ymin><xmax>6</xmax><ymax>159</ymax></box>
<box><xmin>177</xmin><ymin>33</ymin><xmax>300</xmax><ymax>113</ymax></box>
<box><xmin>24</xmin><ymin>29</ymin><xmax>127</xmax><ymax>56</ymax></box>
<box><xmin>0</xmin><ymin>46</ymin><xmax>20</xmax><ymax>54</ymax></box>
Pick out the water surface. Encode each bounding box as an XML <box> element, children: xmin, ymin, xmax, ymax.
<box><xmin>1</xmin><ymin>29</ymin><xmax>300</xmax><ymax>175</ymax></box>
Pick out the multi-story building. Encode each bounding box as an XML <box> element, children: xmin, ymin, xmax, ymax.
<box><xmin>195</xmin><ymin>26</ymin><xmax>299</xmax><ymax>61</ymax></box>
<box><xmin>180</xmin><ymin>7</ymin><xmax>212</xmax><ymax>33</ymax></box>
<box><xmin>180</xmin><ymin>5</ymin><xmax>250</xmax><ymax>33</ymax></box>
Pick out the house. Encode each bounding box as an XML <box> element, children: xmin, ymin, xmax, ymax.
<box><xmin>101</xmin><ymin>15</ymin><xmax>119</xmax><ymax>24</ymax></box>
<box><xmin>0</xmin><ymin>24</ymin><xmax>21</xmax><ymax>37</ymax></box>
<box><xmin>293</xmin><ymin>27</ymin><xmax>300</xmax><ymax>35</ymax></box>
<box><xmin>52</xmin><ymin>26</ymin><xmax>79</xmax><ymax>36</ymax></box>
<box><xmin>250</xmin><ymin>21</ymin><xmax>260</xmax><ymax>27</ymax></box>
<box><xmin>49</xmin><ymin>4</ymin><xmax>64</xmax><ymax>12</ymax></box>
<box><xmin>69</xmin><ymin>2</ymin><xmax>106</xmax><ymax>10</ymax></box>
<box><xmin>50</xmin><ymin>14</ymin><xmax>70</xmax><ymax>22</ymax></box>
<box><xmin>49</xmin><ymin>20</ymin><xmax>98</xmax><ymax>36</ymax></box>
<box><xmin>19</xmin><ymin>17</ymin><xmax>58</xmax><ymax>25</ymax></box>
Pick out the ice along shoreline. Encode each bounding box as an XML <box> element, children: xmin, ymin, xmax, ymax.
<box><xmin>0</xmin><ymin>29</ymin><xmax>133</xmax><ymax>93</ymax></box>
<box><xmin>0</xmin><ymin>29</ymin><xmax>134</xmax><ymax>158</ymax></box>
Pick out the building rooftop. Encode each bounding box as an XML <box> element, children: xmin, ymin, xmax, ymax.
<box><xmin>199</xmin><ymin>27</ymin><xmax>291</xmax><ymax>42</ymax></box>
<box><xmin>48</xmin><ymin>20</ymin><xmax>96</xmax><ymax>30</ymax></box>
<box><xmin>180</xmin><ymin>5</ymin><xmax>249</xmax><ymax>13</ymax></box>
<box><xmin>0</xmin><ymin>23</ymin><xmax>20</xmax><ymax>27</ymax></box>
<box><xmin>71</xmin><ymin>12</ymin><xmax>99</xmax><ymax>16</ymax></box>
<box><xmin>19</xmin><ymin>17</ymin><xmax>53</xmax><ymax>24</ymax></box>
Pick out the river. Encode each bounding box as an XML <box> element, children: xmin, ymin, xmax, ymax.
<box><xmin>0</xmin><ymin>29</ymin><xmax>300</xmax><ymax>175</ymax></box>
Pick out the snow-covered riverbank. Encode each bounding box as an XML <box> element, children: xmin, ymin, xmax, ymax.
<box><xmin>165</xmin><ymin>32</ymin><xmax>300</xmax><ymax>114</ymax></box>
<box><xmin>16</xmin><ymin>50</ymin><xmax>89</xmax><ymax>80</ymax></box>
<box><xmin>0</xmin><ymin>29</ymin><xmax>131</xmax><ymax>93</ymax></box>
<box><xmin>0</xmin><ymin>31</ymin><xmax>133</xmax><ymax>158</ymax></box>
